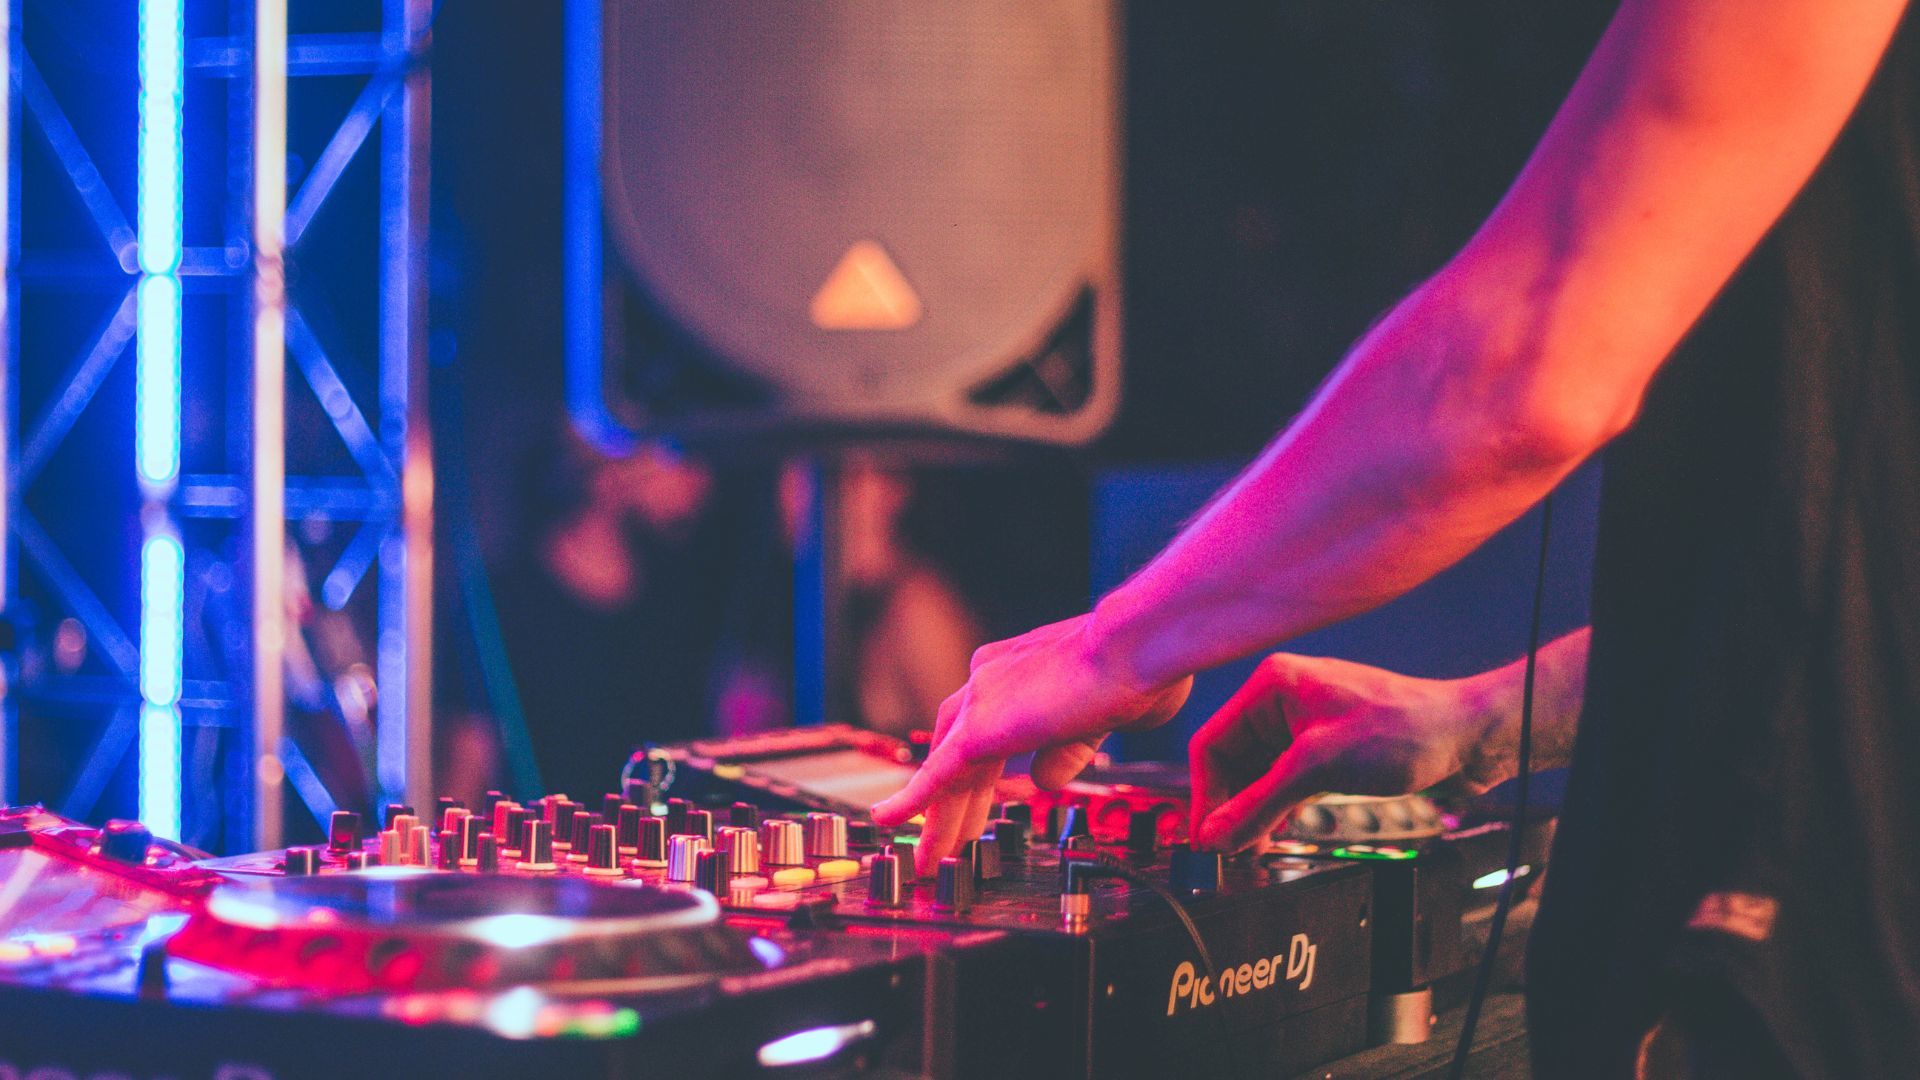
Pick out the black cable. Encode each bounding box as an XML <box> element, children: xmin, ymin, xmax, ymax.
<box><xmin>1447</xmin><ymin>494</ymin><xmax>1553</xmax><ymax>1079</ymax></box>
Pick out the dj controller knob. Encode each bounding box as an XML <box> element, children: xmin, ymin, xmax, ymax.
<box><xmin>717</xmin><ymin>826</ymin><xmax>760</xmax><ymax>874</ymax></box>
<box><xmin>889</xmin><ymin>841</ymin><xmax>919</xmax><ymax>881</ymax></box>
<box><xmin>623</xmin><ymin>777</ymin><xmax>658</xmax><ymax>810</ymax></box>
<box><xmin>667</xmin><ymin>834</ymin><xmax>709</xmax><ymax>882</ymax></box>
<box><xmin>435</xmin><ymin>796</ymin><xmax>464</xmax><ymax>820</ymax></box>
<box><xmin>760</xmin><ymin>819</ymin><xmax>805</xmax><ymax>866</ymax></box>
<box><xmin>1056</xmin><ymin>805</ymin><xmax>1092</xmax><ymax>850</ymax></box>
<box><xmin>284</xmin><ymin>846</ymin><xmax>320</xmax><ymax>876</ymax></box>
<box><xmin>475</xmin><ymin>833</ymin><xmax>500</xmax><ymax>873</ymax></box>
<box><xmin>584</xmin><ymin>823</ymin><xmax>622</xmax><ymax>877</ymax></box>
<box><xmin>502</xmin><ymin>806</ymin><xmax>533</xmax><ymax>856</ymax></box>
<box><xmin>635</xmin><ymin>816</ymin><xmax>669</xmax><ymax>867</ymax></box>
<box><xmin>459</xmin><ymin>814</ymin><xmax>486</xmax><ymax>865</ymax></box>
<box><xmin>694</xmin><ymin>847</ymin><xmax>732</xmax><ymax>896</ymax></box>
<box><xmin>615</xmin><ymin>804</ymin><xmax>644</xmax><ymax>854</ymax></box>
<box><xmin>437</xmin><ymin>830</ymin><xmax>460</xmax><ymax>870</ymax></box>
<box><xmin>961</xmin><ymin>838</ymin><xmax>1002</xmax><ymax>882</ymax></box>
<box><xmin>1169</xmin><ymin>843</ymin><xmax>1222</xmax><ymax>896</ymax></box>
<box><xmin>383</xmin><ymin>803</ymin><xmax>413</xmax><ymax>829</ymax></box>
<box><xmin>327</xmin><ymin>811</ymin><xmax>363</xmax><ymax>853</ymax></box>
<box><xmin>344</xmin><ymin>849</ymin><xmax>372</xmax><ymax>870</ymax></box>
<box><xmin>683</xmin><ymin>809</ymin><xmax>715</xmax><ymax>844</ymax></box>
<box><xmin>410</xmin><ymin>825</ymin><xmax>431</xmax><ymax>867</ymax></box>
<box><xmin>933</xmin><ymin>856</ymin><xmax>971</xmax><ymax>912</ymax></box>
<box><xmin>1126</xmin><ymin>808</ymin><xmax>1162</xmax><ymax>861</ymax></box>
<box><xmin>567</xmin><ymin>810</ymin><xmax>598</xmax><ymax>862</ymax></box>
<box><xmin>665</xmin><ymin>798</ymin><xmax>692</xmax><ymax>839</ymax></box>
<box><xmin>388</xmin><ymin>813</ymin><xmax>418</xmax><ymax>843</ymax></box>
<box><xmin>490</xmin><ymin>800</ymin><xmax>519</xmax><ymax>846</ymax></box>
<box><xmin>805</xmin><ymin>813</ymin><xmax>848</xmax><ymax>859</ymax></box>
<box><xmin>998</xmin><ymin>801</ymin><xmax>1033</xmax><ymax>828</ymax></box>
<box><xmin>729</xmin><ymin>802</ymin><xmax>760</xmax><ymax>829</ymax></box>
<box><xmin>550</xmin><ymin>801</ymin><xmax>581</xmax><ymax>850</ymax></box>
<box><xmin>867</xmin><ymin>851</ymin><xmax>903</xmax><ymax>907</ymax></box>
<box><xmin>992</xmin><ymin>818</ymin><xmax>1029</xmax><ymax>857</ymax></box>
<box><xmin>481</xmin><ymin>789</ymin><xmax>506</xmax><ymax>817</ymax></box>
<box><xmin>602</xmin><ymin>793</ymin><xmax>627</xmax><ymax>822</ymax></box>
<box><xmin>379</xmin><ymin>828</ymin><xmax>402</xmax><ymax>865</ymax></box>
<box><xmin>441</xmin><ymin>806</ymin><xmax>471</xmax><ymax>836</ymax></box>
<box><xmin>846</xmin><ymin>820</ymin><xmax>878</xmax><ymax>847</ymax></box>
<box><xmin>100</xmin><ymin>820</ymin><xmax>154</xmax><ymax>864</ymax></box>
<box><xmin>1043</xmin><ymin>804</ymin><xmax>1069</xmax><ymax>842</ymax></box>
<box><xmin>517</xmin><ymin>819</ymin><xmax>557</xmax><ymax>871</ymax></box>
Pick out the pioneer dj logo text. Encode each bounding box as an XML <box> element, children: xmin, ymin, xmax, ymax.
<box><xmin>1165</xmin><ymin>933</ymin><xmax>1318</xmax><ymax>1016</ymax></box>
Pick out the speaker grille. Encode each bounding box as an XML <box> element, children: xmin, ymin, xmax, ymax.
<box><xmin>604</xmin><ymin>0</ymin><xmax>1118</xmax><ymax>441</ymax></box>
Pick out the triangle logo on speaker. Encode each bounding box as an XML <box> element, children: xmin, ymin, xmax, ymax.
<box><xmin>809</xmin><ymin>241</ymin><xmax>923</xmax><ymax>331</ymax></box>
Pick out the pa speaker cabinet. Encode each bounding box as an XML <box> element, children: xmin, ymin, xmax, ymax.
<box><xmin>603</xmin><ymin>1</ymin><xmax>1122</xmax><ymax>447</ymax></box>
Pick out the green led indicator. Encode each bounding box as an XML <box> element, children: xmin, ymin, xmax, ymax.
<box><xmin>1331</xmin><ymin>845</ymin><xmax>1418</xmax><ymax>861</ymax></box>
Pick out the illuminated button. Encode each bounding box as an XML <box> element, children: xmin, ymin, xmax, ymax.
<box><xmin>1270</xmin><ymin>840</ymin><xmax>1321</xmax><ymax>857</ymax></box>
<box><xmin>751</xmin><ymin>890</ymin><xmax>802</xmax><ymax>911</ymax></box>
<box><xmin>0</xmin><ymin>941</ymin><xmax>33</xmax><ymax>964</ymax></box>
<box><xmin>815</xmin><ymin>858</ymin><xmax>859</xmax><ymax>881</ymax></box>
<box><xmin>770</xmin><ymin>867</ymin><xmax>817</xmax><ymax>888</ymax></box>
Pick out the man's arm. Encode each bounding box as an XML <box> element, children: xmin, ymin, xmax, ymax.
<box><xmin>1188</xmin><ymin>628</ymin><xmax>1592</xmax><ymax>851</ymax></box>
<box><xmin>875</xmin><ymin>0</ymin><xmax>1908</xmax><ymax>861</ymax></box>
<box><xmin>1093</xmin><ymin>0</ymin><xmax>1910</xmax><ymax>691</ymax></box>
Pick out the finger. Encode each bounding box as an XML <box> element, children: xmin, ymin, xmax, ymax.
<box><xmin>958</xmin><ymin>760</ymin><xmax>1004</xmax><ymax>849</ymax></box>
<box><xmin>1194</xmin><ymin>739</ymin><xmax>1329</xmax><ymax>853</ymax></box>
<box><xmin>1030</xmin><ymin>736</ymin><xmax>1102</xmax><ymax>791</ymax></box>
<box><xmin>914</xmin><ymin>770</ymin><xmax>986</xmax><ymax>877</ymax></box>
<box><xmin>873</xmin><ymin>737</ymin><xmax>971</xmax><ymax>827</ymax></box>
<box><xmin>1188</xmin><ymin>667</ymin><xmax>1291</xmax><ymax>835</ymax></box>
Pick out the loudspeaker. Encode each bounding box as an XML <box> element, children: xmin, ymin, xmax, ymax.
<box><xmin>602</xmin><ymin>1</ymin><xmax>1121</xmax><ymax>447</ymax></box>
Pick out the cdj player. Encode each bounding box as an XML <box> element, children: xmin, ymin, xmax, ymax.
<box><xmin>0</xmin><ymin>727</ymin><xmax>1549</xmax><ymax>1079</ymax></box>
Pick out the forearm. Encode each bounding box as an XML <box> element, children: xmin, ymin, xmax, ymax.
<box><xmin>1088</xmin><ymin>0</ymin><xmax>1904</xmax><ymax>692</ymax></box>
<box><xmin>1454</xmin><ymin>627</ymin><xmax>1590</xmax><ymax>790</ymax></box>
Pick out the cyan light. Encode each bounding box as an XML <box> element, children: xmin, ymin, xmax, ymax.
<box><xmin>136</xmin><ymin>0</ymin><xmax>182</xmax><ymax>275</ymax></box>
<box><xmin>138</xmin><ymin>533</ymin><xmax>184</xmax><ymax>707</ymax></box>
<box><xmin>138</xmin><ymin>702</ymin><xmax>180</xmax><ymax>841</ymax></box>
<box><xmin>134</xmin><ymin>275</ymin><xmax>180</xmax><ymax>488</ymax></box>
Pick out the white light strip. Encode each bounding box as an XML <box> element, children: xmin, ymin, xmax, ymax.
<box><xmin>1472</xmin><ymin>864</ymin><xmax>1533</xmax><ymax>891</ymax></box>
<box><xmin>136</xmin><ymin>0</ymin><xmax>184</xmax><ymax>840</ymax></box>
<box><xmin>250</xmin><ymin>0</ymin><xmax>289</xmax><ymax>852</ymax></box>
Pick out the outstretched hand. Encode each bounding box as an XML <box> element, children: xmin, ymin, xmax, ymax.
<box><xmin>871</xmin><ymin>614</ymin><xmax>1192</xmax><ymax>876</ymax></box>
<box><xmin>1189</xmin><ymin>652</ymin><xmax>1485</xmax><ymax>852</ymax></box>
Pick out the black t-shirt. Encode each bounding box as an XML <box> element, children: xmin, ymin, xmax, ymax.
<box><xmin>1528</xmin><ymin>11</ymin><xmax>1920</xmax><ymax>1079</ymax></box>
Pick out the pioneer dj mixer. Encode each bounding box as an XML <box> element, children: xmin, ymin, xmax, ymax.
<box><xmin>0</xmin><ymin>727</ymin><xmax>1548</xmax><ymax>1079</ymax></box>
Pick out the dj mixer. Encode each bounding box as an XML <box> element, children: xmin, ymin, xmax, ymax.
<box><xmin>0</xmin><ymin>727</ymin><xmax>1550</xmax><ymax>1079</ymax></box>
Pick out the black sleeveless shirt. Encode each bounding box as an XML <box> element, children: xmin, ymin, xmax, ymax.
<box><xmin>1528</xmin><ymin>10</ymin><xmax>1920</xmax><ymax>1078</ymax></box>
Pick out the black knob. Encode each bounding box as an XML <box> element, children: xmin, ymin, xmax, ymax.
<box><xmin>991</xmin><ymin>818</ymin><xmax>1029</xmax><ymax>857</ymax></box>
<box><xmin>623</xmin><ymin>778</ymin><xmax>658</xmax><ymax>810</ymax></box>
<box><xmin>383</xmin><ymin>803</ymin><xmax>414</xmax><ymax>829</ymax></box>
<box><xmin>480</xmin><ymin>790</ymin><xmax>507</xmax><ymax>817</ymax></box>
<box><xmin>475</xmin><ymin>832</ymin><xmax>500</xmax><ymax>873</ymax></box>
<box><xmin>436</xmin><ymin>830</ymin><xmax>459</xmax><ymax>870</ymax></box>
<box><xmin>99</xmin><ymin>820</ymin><xmax>153</xmax><ymax>865</ymax></box>
<box><xmin>520</xmin><ymin>819</ymin><xmax>556</xmax><ymax>868</ymax></box>
<box><xmin>889</xmin><ymin>841</ymin><xmax>919</xmax><ymax>882</ymax></box>
<box><xmin>459</xmin><ymin>814</ymin><xmax>485</xmax><ymax>862</ymax></box>
<box><xmin>502</xmin><ymin>807</ymin><xmax>532</xmax><ymax>854</ymax></box>
<box><xmin>548</xmin><ymin>799</ymin><xmax>580</xmax><ymax>837</ymax></box>
<box><xmin>615</xmin><ymin>804</ymin><xmax>644</xmax><ymax>853</ymax></box>
<box><xmin>998</xmin><ymin>801</ymin><xmax>1033</xmax><ymax>828</ymax></box>
<box><xmin>344</xmin><ymin>849</ymin><xmax>372</xmax><ymax>870</ymax></box>
<box><xmin>729</xmin><ymin>802</ymin><xmax>760</xmax><ymax>829</ymax></box>
<box><xmin>934</xmin><ymin>856</ymin><xmax>971</xmax><ymax>912</ymax></box>
<box><xmin>847</xmin><ymin>820</ymin><xmax>878</xmax><ymax>847</ymax></box>
<box><xmin>602</xmin><ymin>793</ymin><xmax>627</xmax><ymax>822</ymax></box>
<box><xmin>694</xmin><ymin>847</ymin><xmax>732</xmax><ymax>896</ymax></box>
<box><xmin>635</xmin><ymin>816</ymin><xmax>668</xmax><ymax>865</ymax></box>
<box><xmin>435</xmin><ymin>796</ymin><xmax>464</xmax><ymax>822</ymax></box>
<box><xmin>1126</xmin><ymin>809</ymin><xmax>1161</xmax><ymax>861</ymax></box>
<box><xmin>665</xmin><ymin>798</ymin><xmax>692</xmax><ymax>838</ymax></box>
<box><xmin>1055</xmin><ymin>805</ymin><xmax>1091</xmax><ymax>850</ymax></box>
<box><xmin>1168</xmin><ymin>843</ymin><xmax>1222</xmax><ymax>895</ymax></box>
<box><xmin>285</xmin><ymin>846</ymin><xmax>320</xmax><ymax>876</ymax></box>
<box><xmin>327</xmin><ymin>811</ymin><xmax>364</xmax><ymax>853</ymax></box>
<box><xmin>683</xmin><ymin>809</ymin><xmax>715</xmax><ymax>844</ymax></box>
<box><xmin>961</xmin><ymin>838</ymin><xmax>1003</xmax><ymax>882</ymax></box>
<box><xmin>867</xmin><ymin>852</ymin><xmax>903</xmax><ymax>907</ymax></box>
<box><xmin>585</xmin><ymin>823</ymin><xmax>620</xmax><ymax>876</ymax></box>
<box><xmin>568</xmin><ymin>810</ymin><xmax>598</xmax><ymax>859</ymax></box>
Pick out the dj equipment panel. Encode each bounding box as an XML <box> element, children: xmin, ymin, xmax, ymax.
<box><xmin>0</xmin><ymin>728</ymin><xmax>1548</xmax><ymax>1079</ymax></box>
